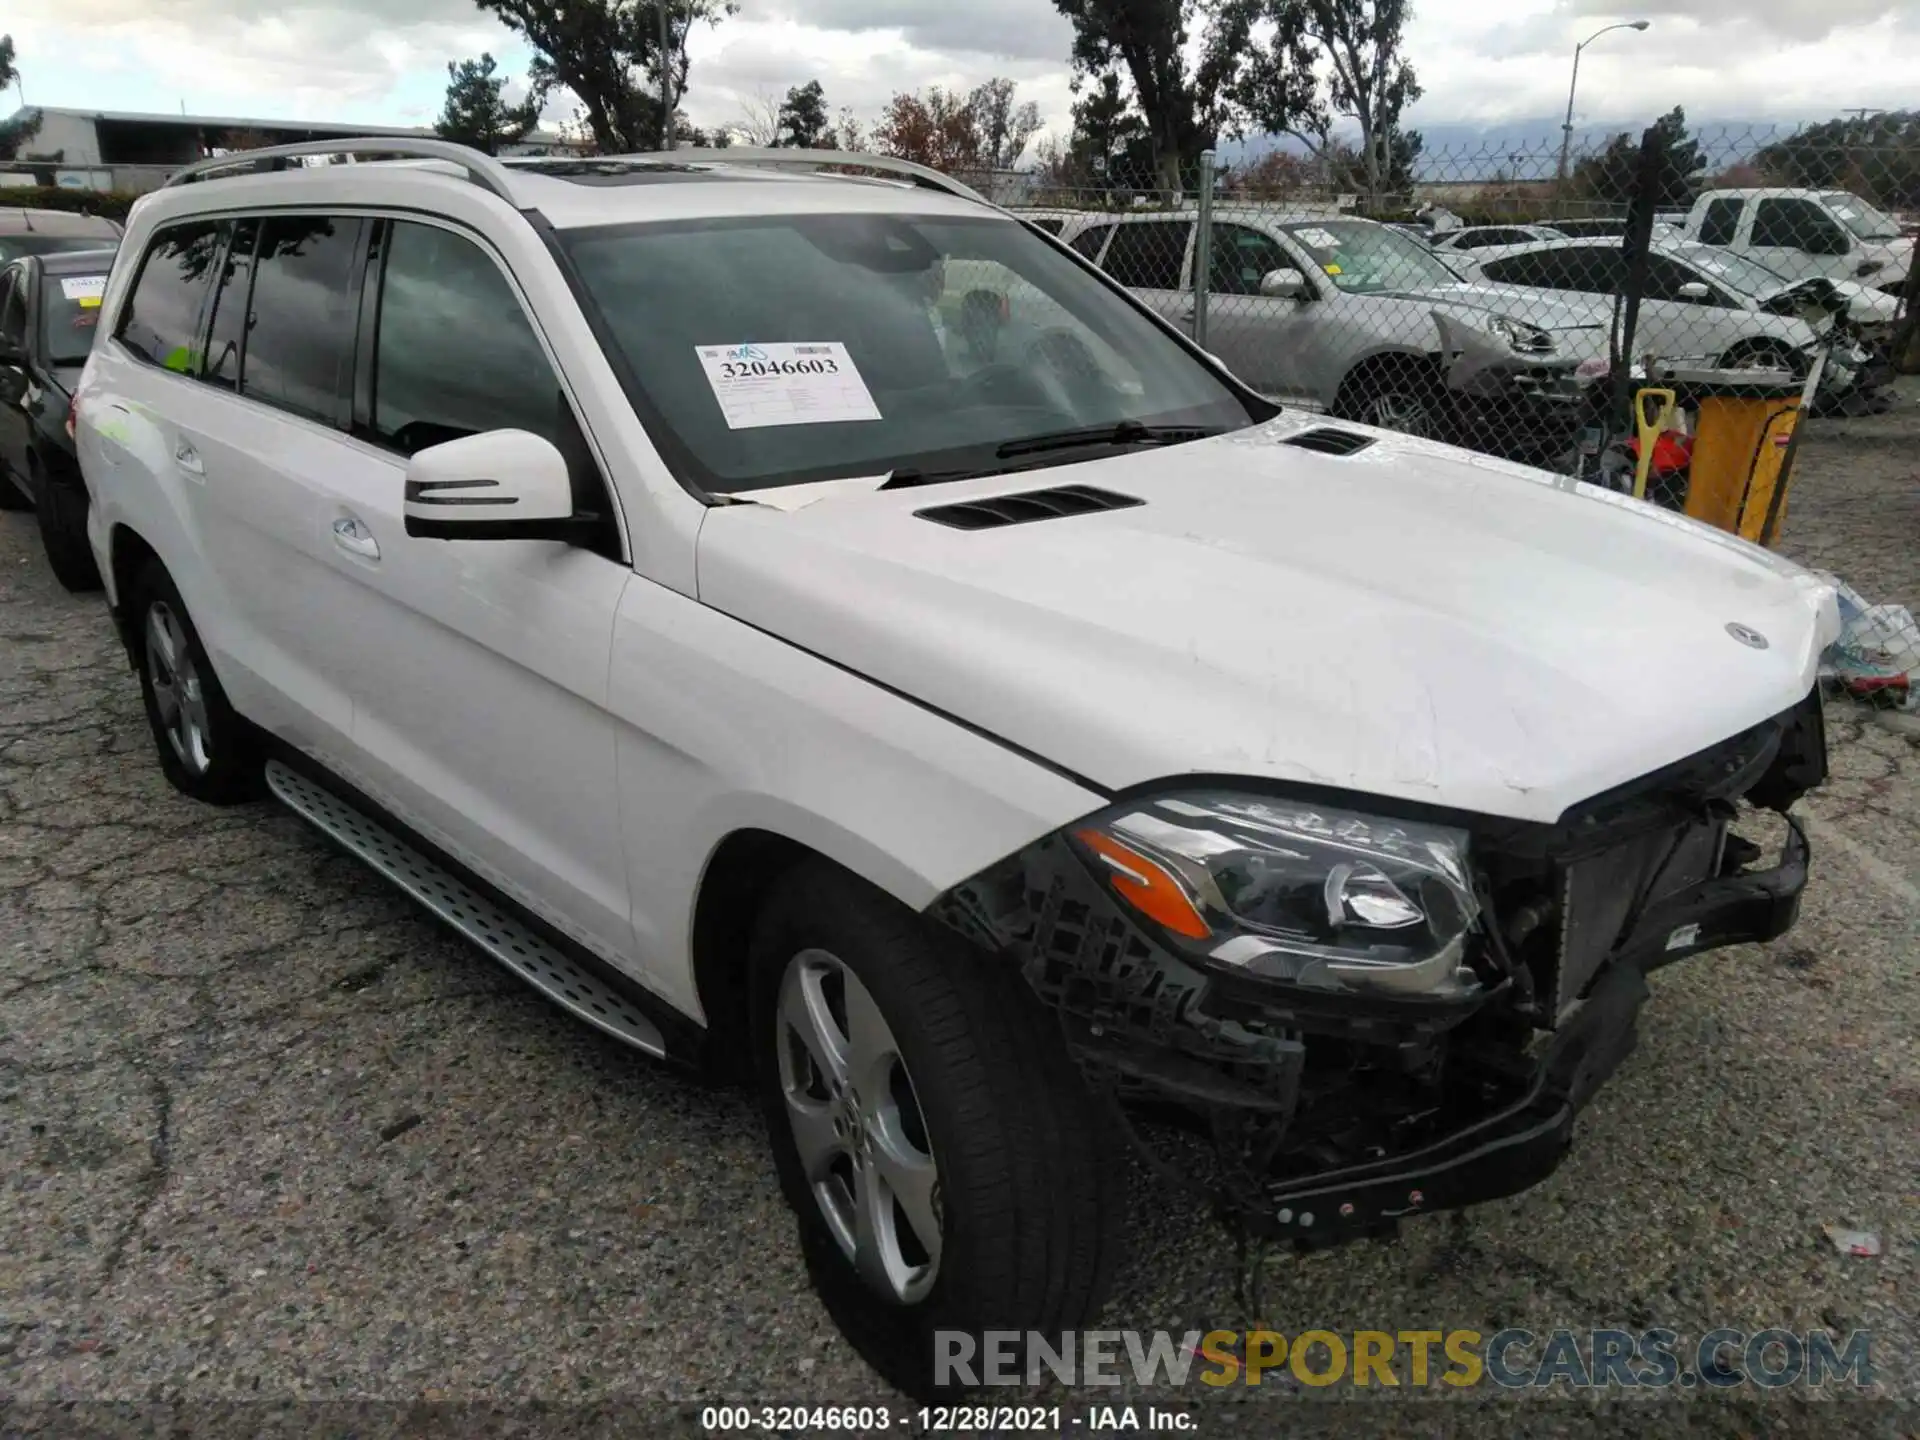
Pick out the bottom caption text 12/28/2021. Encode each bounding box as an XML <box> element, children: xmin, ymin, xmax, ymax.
<box><xmin>699</xmin><ymin>1404</ymin><xmax>1199</xmax><ymax>1433</ymax></box>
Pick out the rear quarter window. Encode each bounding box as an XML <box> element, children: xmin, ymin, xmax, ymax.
<box><xmin>117</xmin><ymin>221</ymin><xmax>222</xmax><ymax>373</ymax></box>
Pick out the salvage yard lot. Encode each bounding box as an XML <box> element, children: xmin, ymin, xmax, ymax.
<box><xmin>3</xmin><ymin>388</ymin><xmax>1916</xmax><ymax>1432</ymax></box>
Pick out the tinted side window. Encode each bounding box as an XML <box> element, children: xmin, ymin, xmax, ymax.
<box><xmin>1642</xmin><ymin>255</ymin><xmax>1717</xmax><ymax>304</ymax></box>
<box><xmin>1204</xmin><ymin>224</ymin><xmax>1294</xmax><ymax>296</ymax></box>
<box><xmin>0</xmin><ymin>270</ymin><xmax>24</xmax><ymax>348</ymax></box>
<box><xmin>1751</xmin><ymin>198</ymin><xmax>1847</xmax><ymax>253</ymax></box>
<box><xmin>1480</xmin><ymin>252</ymin><xmax>1555</xmax><ymax>287</ymax></box>
<box><xmin>118</xmin><ymin>221</ymin><xmax>221</xmax><ymax>372</ymax></box>
<box><xmin>1552</xmin><ymin>247</ymin><xmax>1624</xmax><ymax>294</ymax></box>
<box><xmin>202</xmin><ymin>219</ymin><xmax>257</xmax><ymax>392</ymax></box>
<box><xmin>370</xmin><ymin>221</ymin><xmax>561</xmax><ymax>456</ymax></box>
<box><xmin>1101</xmin><ymin>222</ymin><xmax>1189</xmax><ymax>290</ymax></box>
<box><xmin>1699</xmin><ymin>198</ymin><xmax>1742</xmax><ymax>246</ymax></box>
<box><xmin>239</xmin><ymin>216</ymin><xmax>362</xmax><ymax>426</ymax></box>
<box><xmin>1069</xmin><ymin>223</ymin><xmax>1112</xmax><ymax>260</ymax></box>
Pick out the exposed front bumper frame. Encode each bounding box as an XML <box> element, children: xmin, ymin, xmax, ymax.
<box><xmin>1248</xmin><ymin>816</ymin><xmax>1811</xmax><ymax>1242</ymax></box>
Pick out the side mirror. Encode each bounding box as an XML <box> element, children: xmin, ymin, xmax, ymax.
<box><xmin>1675</xmin><ymin>281</ymin><xmax>1712</xmax><ymax>302</ymax></box>
<box><xmin>402</xmin><ymin>429</ymin><xmax>594</xmax><ymax>542</ymax></box>
<box><xmin>1259</xmin><ymin>267</ymin><xmax>1307</xmax><ymax>299</ymax></box>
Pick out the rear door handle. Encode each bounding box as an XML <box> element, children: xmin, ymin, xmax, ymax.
<box><xmin>174</xmin><ymin>438</ymin><xmax>204</xmax><ymax>477</ymax></box>
<box><xmin>332</xmin><ymin>513</ymin><xmax>380</xmax><ymax>561</ymax></box>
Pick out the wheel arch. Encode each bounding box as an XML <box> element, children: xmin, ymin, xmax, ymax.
<box><xmin>106</xmin><ymin>522</ymin><xmax>163</xmax><ymax>666</ymax></box>
<box><xmin>689</xmin><ymin>824</ymin><xmax>907</xmax><ymax>1083</ymax></box>
<box><xmin>1334</xmin><ymin>346</ymin><xmax>1445</xmax><ymax>403</ymax></box>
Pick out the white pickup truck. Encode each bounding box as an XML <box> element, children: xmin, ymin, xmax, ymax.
<box><xmin>1679</xmin><ymin>188</ymin><xmax>1911</xmax><ymax>297</ymax></box>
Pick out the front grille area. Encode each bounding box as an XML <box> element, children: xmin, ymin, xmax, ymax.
<box><xmin>1554</xmin><ymin>817</ymin><xmax>1726</xmax><ymax>1015</ymax></box>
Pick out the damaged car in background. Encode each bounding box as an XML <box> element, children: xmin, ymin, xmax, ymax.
<box><xmin>1456</xmin><ymin>236</ymin><xmax>1896</xmax><ymax>411</ymax></box>
<box><xmin>77</xmin><ymin>141</ymin><xmax>1842</xmax><ymax>1401</ymax></box>
<box><xmin>1050</xmin><ymin>209</ymin><xmax>1615</xmax><ymax>466</ymax></box>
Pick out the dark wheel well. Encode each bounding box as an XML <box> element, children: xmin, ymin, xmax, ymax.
<box><xmin>691</xmin><ymin>828</ymin><xmax>817</xmax><ymax>1082</ymax></box>
<box><xmin>108</xmin><ymin>526</ymin><xmax>163</xmax><ymax>667</ymax></box>
<box><xmin>1718</xmin><ymin>337</ymin><xmax>1805</xmax><ymax>372</ymax></box>
<box><xmin>1334</xmin><ymin>351</ymin><xmax>1445</xmax><ymax>410</ymax></box>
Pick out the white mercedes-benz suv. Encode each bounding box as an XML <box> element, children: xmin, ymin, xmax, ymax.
<box><xmin>73</xmin><ymin>141</ymin><xmax>1838</xmax><ymax>1396</ymax></box>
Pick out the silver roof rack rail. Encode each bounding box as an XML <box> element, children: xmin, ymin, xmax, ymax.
<box><xmin>615</xmin><ymin>147</ymin><xmax>990</xmax><ymax>206</ymax></box>
<box><xmin>162</xmin><ymin>138</ymin><xmax>520</xmax><ymax>206</ymax></box>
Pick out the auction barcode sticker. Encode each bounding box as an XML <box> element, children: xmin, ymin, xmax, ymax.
<box><xmin>695</xmin><ymin>341</ymin><xmax>881</xmax><ymax>430</ymax></box>
<box><xmin>61</xmin><ymin>275</ymin><xmax>108</xmax><ymax>305</ymax></box>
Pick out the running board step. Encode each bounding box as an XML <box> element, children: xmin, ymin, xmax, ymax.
<box><xmin>265</xmin><ymin>760</ymin><xmax>666</xmax><ymax>1058</ymax></box>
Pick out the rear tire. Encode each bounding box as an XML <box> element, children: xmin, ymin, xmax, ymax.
<box><xmin>750</xmin><ymin>860</ymin><xmax>1122</xmax><ymax>1400</ymax></box>
<box><xmin>32</xmin><ymin>464</ymin><xmax>102</xmax><ymax>592</ymax></box>
<box><xmin>128</xmin><ymin>560</ymin><xmax>259</xmax><ymax>805</ymax></box>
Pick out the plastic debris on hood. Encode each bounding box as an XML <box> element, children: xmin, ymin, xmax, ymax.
<box><xmin>1817</xmin><ymin>574</ymin><xmax>1920</xmax><ymax>711</ymax></box>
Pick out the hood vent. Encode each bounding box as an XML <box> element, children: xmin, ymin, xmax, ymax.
<box><xmin>916</xmin><ymin>484</ymin><xmax>1145</xmax><ymax>531</ymax></box>
<box><xmin>1282</xmin><ymin>427</ymin><xmax>1376</xmax><ymax>456</ymax></box>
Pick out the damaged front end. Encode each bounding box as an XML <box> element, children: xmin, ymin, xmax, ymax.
<box><xmin>929</xmin><ymin>690</ymin><xmax>1828</xmax><ymax>1245</ymax></box>
<box><xmin>1432</xmin><ymin>311</ymin><xmax>1593</xmax><ymax>465</ymax></box>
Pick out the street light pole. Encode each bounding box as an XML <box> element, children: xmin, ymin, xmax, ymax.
<box><xmin>1556</xmin><ymin>20</ymin><xmax>1651</xmax><ymax>191</ymax></box>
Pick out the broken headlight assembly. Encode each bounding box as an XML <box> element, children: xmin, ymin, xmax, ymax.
<box><xmin>1483</xmin><ymin>314</ymin><xmax>1555</xmax><ymax>356</ymax></box>
<box><xmin>1069</xmin><ymin>792</ymin><xmax>1482</xmax><ymax>998</ymax></box>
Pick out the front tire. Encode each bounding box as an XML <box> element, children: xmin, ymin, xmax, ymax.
<box><xmin>128</xmin><ymin>560</ymin><xmax>258</xmax><ymax>804</ymax></box>
<box><xmin>751</xmin><ymin>861</ymin><xmax>1122</xmax><ymax>1399</ymax></box>
<box><xmin>1333</xmin><ymin>362</ymin><xmax>1451</xmax><ymax>441</ymax></box>
<box><xmin>32</xmin><ymin>464</ymin><xmax>102</xmax><ymax>592</ymax></box>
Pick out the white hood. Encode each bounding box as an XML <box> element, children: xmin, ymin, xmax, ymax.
<box><xmin>697</xmin><ymin>416</ymin><xmax>1839</xmax><ymax>823</ymax></box>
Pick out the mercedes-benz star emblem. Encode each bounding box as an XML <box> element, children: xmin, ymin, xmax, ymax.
<box><xmin>1726</xmin><ymin>622</ymin><xmax>1770</xmax><ymax>650</ymax></box>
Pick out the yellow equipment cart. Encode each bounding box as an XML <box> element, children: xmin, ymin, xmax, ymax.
<box><xmin>1644</xmin><ymin>364</ymin><xmax>1807</xmax><ymax>545</ymax></box>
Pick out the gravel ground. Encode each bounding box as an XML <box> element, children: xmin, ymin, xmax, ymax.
<box><xmin>2</xmin><ymin>386</ymin><xmax>1916</xmax><ymax>1438</ymax></box>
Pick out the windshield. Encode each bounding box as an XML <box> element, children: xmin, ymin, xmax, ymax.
<box><xmin>1669</xmin><ymin>244</ymin><xmax>1794</xmax><ymax>297</ymax></box>
<box><xmin>40</xmin><ymin>271</ymin><xmax>108</xmax><ymax>365</ymax></box>
<box><xmin>1820</xmin><ymin>193</ymin><xmax>1901</xmax><ymax>241</ymax></box>
<box><xmin>560</xmin><ymin>212</ymin><xmax>1259</xmax><ymax>494</ymax></box>
<box><xmin>1275</xmin><ymin>220</ymin><xmax>1463</xmax><ymax>294</ymax></box>
<box><xmin>0</xmin><ymin>234</ymin><xmax>116</xmax><ymax>262</ymax></box>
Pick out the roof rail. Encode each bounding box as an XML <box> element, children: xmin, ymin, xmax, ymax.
<box><xmin>617</xmin><ymin>147</ymin><xmax>991</xmax><ymax>206</ymax></box>
<box><xmin>162</xmin><ymin>138</ymin><xmax>520</xmax><ymax>205</ymax></box>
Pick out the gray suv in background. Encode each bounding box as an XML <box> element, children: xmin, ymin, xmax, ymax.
<box><xmin>1044</xmin><ymin>209</ymin><xmax>1614</xmax><ymax>461</ymax></box>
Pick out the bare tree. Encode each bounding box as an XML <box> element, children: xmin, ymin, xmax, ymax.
<box><xmin>831</xmin><ymin>107</ymin><xmax>866</xmax><ymax>153</ymax></box>
<box><xmin>733</xmin><ymin>86</ymin><xmax>782</xmax><ymax>147</ymax></box>
<box><xmin>970</xmin><ymin>77</ymin><xmax>1044</xmax><ymax>169</ymax></box>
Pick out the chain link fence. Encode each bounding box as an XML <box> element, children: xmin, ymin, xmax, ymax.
<box><xmin>983</xmin><ymin>122</ymin><xmax>1919</xmax><ymax>711</ymax></box>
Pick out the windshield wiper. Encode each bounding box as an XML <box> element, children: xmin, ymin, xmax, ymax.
<box><xmin>993</xmin><ymin>419</ymin><xmax>1217</xmax><ymax>460</ymax></box>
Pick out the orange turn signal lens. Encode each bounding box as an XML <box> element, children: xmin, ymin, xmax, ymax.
<box><xmin>1073</xmin><ymin>828</ymin><xmax>1211</xmax><ymax>940</ymax></box>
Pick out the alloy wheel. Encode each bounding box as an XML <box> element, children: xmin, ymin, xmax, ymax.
<box><xmin>1367</xmin><ymin>389</ymin><xmax>1436</xmax><ymax>437</ymax></box>
<box><xmin>145</xmin><ymin>600</ymin><xmax>213</xmax><ymax>776</ymax></box>
<box><xmin>776</xmin><ymin>947</ymin><xmax>942</xmax><ymax>1304</ymax></box>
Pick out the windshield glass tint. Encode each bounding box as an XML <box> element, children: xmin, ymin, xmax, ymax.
<box><xmin>39</xmin><ymin>272</ymin><xmax>108</xmax><ymax>364</ymax></box>
<box><xmin>1277</xmin><ymin>220</ymin><xmax>1462</xmax><ymax>293</ymax></box>
<box><xmin>1670</xmin><ymin>245</ymin><xmax>1788</xmax><ymax>297</ymax></box>
<box><xmin>560</xmin><ymin>212</ymin><xmax>1256</xmax><ymax>493</ymax></box>
<box><xmin>1821</xmin><ymin>193</ymin><xmax>1900</xmax><ymax>240</ymax></box>
<box><xmin>0</xmin><ymin>235</ymin><xmax>115</xmax><ymax>262</ymax></box>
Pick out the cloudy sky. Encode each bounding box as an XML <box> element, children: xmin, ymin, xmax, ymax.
<box><xmin>4</xmin><ymin>0</ymin><xmax>1918</xmax><ymax>155</ymax></box>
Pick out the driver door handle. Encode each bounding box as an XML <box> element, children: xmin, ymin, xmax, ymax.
<box><xmin>174</xmin><ymin>438</ymin><xmax>204</xmax><ymax>477</ymax></box>
<box><xmin>332</xmin><ymin>513</ymin><xmax>380</xmax><ymax>561</ymax></box>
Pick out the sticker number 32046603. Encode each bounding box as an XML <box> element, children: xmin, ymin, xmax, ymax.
<box><xmin>695</xmin><ymin>341</ymin><xmax>881</xmax><ymax>430</ymax></box>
